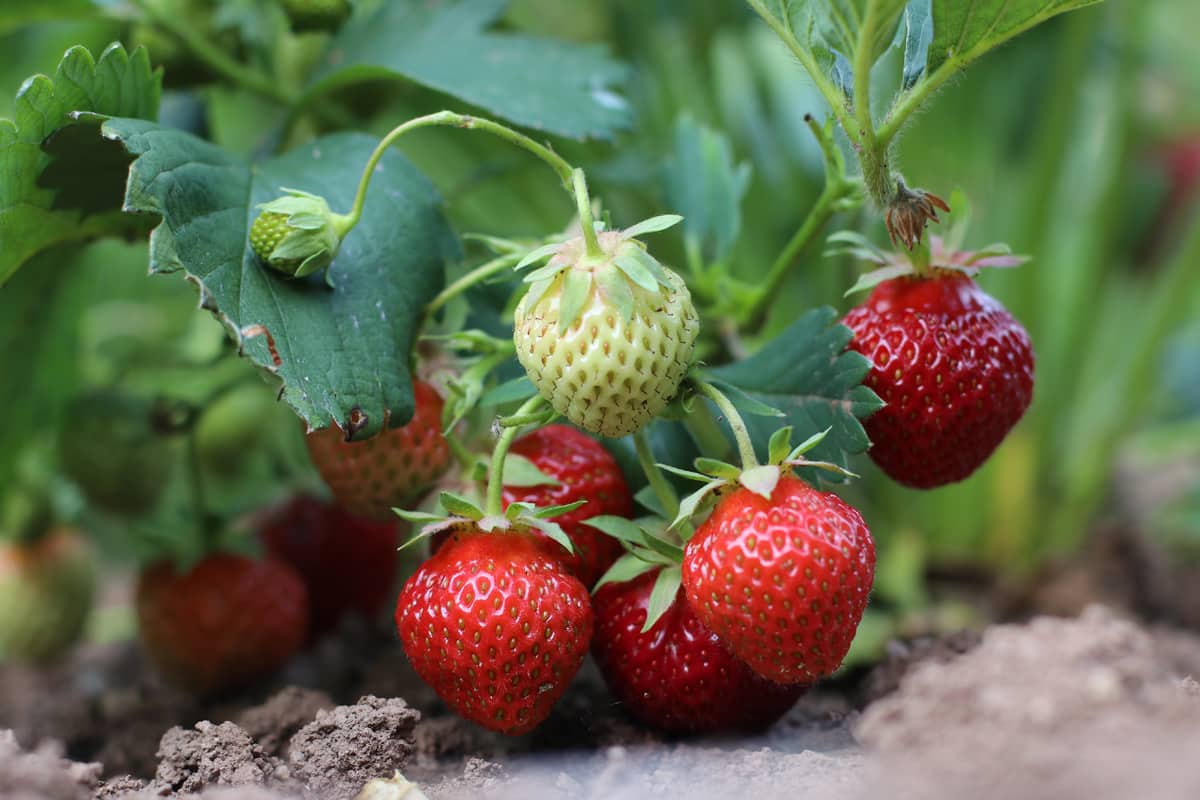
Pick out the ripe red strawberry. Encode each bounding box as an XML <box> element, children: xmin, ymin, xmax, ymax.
<box><xmin>592</xmin><ymin>568</ymin><xmax>806</xmax><ymax>734</ymax></box>
<box><xmin>258</xmin><ymin>495</ymin><xmax>400</xmax><ymax>636</ymax></box>
<box><xmin>305</xmin><ymin>380</ymin><xmax>451</xmax><ymax>519</ymax></box>
<box><xmin>396</xmin><ymin>529</ymin><xmax>593</xmax><ymax>735</ymax></box>
<box><xmin>431</xmin><ymin>425</ymin><xmax>631</xmax><ymax>586</ymax></box>
<box><xmin>136</xmin><ymin>553</ymin><xmax>309</xmax><ymax>695</ymax></box>
<box><xmin>844</xmin><ymin>273</ymin><xmax>1034</xmax><ymax>488</ymax></box>
<box><xmin>682</xmin><ymin>475</ymin><xmax>875</xmax><ymax>684</ymax></box>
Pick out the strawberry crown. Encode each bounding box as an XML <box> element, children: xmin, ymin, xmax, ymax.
<box><xmin>514</xmin><ymin>214</ymin><xmax>683</xmax><ymax>333</ymax></box>
<box><xmin>396</xmin><ymin>490</ymin><xmax>584</xmax><ymax>554</ymax></box>
<box><xmin>659</xmin><ymin>426</ymin><xmax>855</xmax><ymax>532</ymax></box>
<box><xmin>582</xmin><ymin>514</ymin><xmax>685</xmax><ymax>633</ymax></box>
<box><xmin>831</xmin><ymin>189</ymin><xmax>1030</xmax><ymax>296</ymax></box>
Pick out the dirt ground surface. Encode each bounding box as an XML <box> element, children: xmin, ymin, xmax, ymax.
<box><xmin>2</xmin><ymin>605</ymin><xmax>1199</xmax><ymax>800</ymax></box>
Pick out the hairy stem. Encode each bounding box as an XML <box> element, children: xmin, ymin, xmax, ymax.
<box><xmin>573</xmin><ymin>169</ymin><xmax>604</xmax><ymax>258</ymax></box>
<box><xmin>743</xmin><ymin>116</ymin><xmax>860</xmax><ymax>329</ymax></box>
<box><xmin>692</xmin><ymin>378</ymin><xmax>759</xmax><ymax>469</ymax></box>
<box><xmin>343</xmin><ymin>112</ymin><xmax>577</xmax><ymax>232</ymax></box>
<box><xmin>485</xmin><ymin>395</ymin><xmax>547</xmax><ymax>516</ymax></box>
<box><xmin>634</xmin><ymin>429</ymin><xmax>680</xmax><ymax>520</ymax></box>
<box><xmin>426</xmin><ymin>253</ymin><xmax>524</xmax><ymax>316</ymax></box>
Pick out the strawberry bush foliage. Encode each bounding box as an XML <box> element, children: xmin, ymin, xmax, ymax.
<box><xmin>0</xmin><ymin>0</ymin><xmax>1104</xmax><ymax>727</ymax></box>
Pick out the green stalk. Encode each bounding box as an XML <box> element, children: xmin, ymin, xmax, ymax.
<box><xmin>634</xmin><ymin>429</ymin><xmax>680</xmax><ymax>520</ymax></box>
<box><xmin>484</xmin><ymin>395</ymin><xmax>547</xmax><ymax>516</ymax></box>
<box><xmin>743</xmin><ymin>115</ymin><xmax>859</xmax><ymax>330</ymax></box>
<box><xmin>131</xmin><ymin>0</ymin><xmax>295</xmax><ymax>106</ymax></box>
<box><xmin>692</xmin><ymin>378</ymin><xmax>758</xmax><ymax>469</ymax></box>
<box><xmin>425</xmin><ymin>253</ymin><xmax>524</xmax><ymax>317</ymax></box>
<box><xmin>342</xmin><ymin>112</ymin><xmax>578</xmax><ymax>232</ymax></box>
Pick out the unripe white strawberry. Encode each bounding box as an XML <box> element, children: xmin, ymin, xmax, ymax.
<box><xmin>513</xmin><ymin>217</ymin><xmax>699</xmax><ymax>438</ymax></box>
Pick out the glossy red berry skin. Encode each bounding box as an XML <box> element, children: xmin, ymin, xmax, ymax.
<box><xmin>843</xmin><ymin>274</ymin><xmax>1034</xmax><ymax>488</ymax></box>
<box><xmin>136</xmin><ymin>554</ymin><xmax>308</xmax><ymax>695</ymax></box>
<box><xmin>682</xmin><ymin>476</ymin><xmax>875</xmax><ymax>685</ymax></box>
<box><xmin>396</xmin><ymin>530</ymin><xmax>593</xmax><ymax>735</ymax></box>
<box><xmin>592</xmin><ymin>569</ymin><xmax>806</xmax><ymax>735</ymax></box>
<box><xmin>258</xmin><ymin>495</ymin><xmax>400</xmax><ymax>636</ymax></box>
<box><xmin>503</xmin><ymin>425</ymin><xmax>631</xmax><ymax>587</ymax></box>
<box><xmin>305</xmin><ymin>380</ymin><xmax>451</xmax><ymax>519</ymax></box>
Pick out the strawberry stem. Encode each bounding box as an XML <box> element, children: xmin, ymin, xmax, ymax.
<box><xmin>573</xmin><ymin>169</ymin><xmax>604</xmax><ymax>258</ymax></box>
<box><xmin>485</xmin><ymin>395</ymin><xmax>549</xmax><ymax>517</ymax></box>
<box><xmin>633</xmin><ymin>429</ymin><xmax>680</xmax><ymax>520</ymax></box>
<box><xmin>343</xmin><ymin>111</ymin><xmax>579</xmax><ymax>235</ymax></box>
<box><xmin>692</xmin><ymin>378</ymin><xmax>759</xmax><ymax>469</ymax></box>
<box><xmin>425</xmin><ymin>252</ymin><xmax>525</xmax><ymax>317</ymax></box>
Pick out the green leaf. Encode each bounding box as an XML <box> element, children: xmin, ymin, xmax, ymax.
<box><xmin>0</xmin><ymin>44</ymin><xmax>161</xmax><ymax>285</ymax></box>
<box><xmin>662</xmin><ymin>116</ymin><xmax>750</xmax><ymax>265</ymax></box>
<box><xmin>621</xmin><ymin>214</ymin><xmax>684</xmax><ymax>239</ymax></box>
<box><xmin>926</xmin><ymin>0</ymin><xmax>1103</xmax><ymax>76</ymax></box>
<box><xmin>643</xmin><ymin>566</ymin><xmax>682</xmax><ymax>633</ymax></box>
<box><xmin>901</xmin><ymin>0</ymin><xmax>934</xmax><ymax>90</ymax></box>
<box><xmin>787</xmin><ymin>0</ymin><xmax>907</xmax><ymax>88</ymax></box>
<box><xmin>304</xmin><ymin>0</ymin><xmax>630</xmax><ymax>140</ymax></box>
<box><xmin>594</xmin><ymin>552</ymin><xmax>659</xmax><ymax>591</ymax></box>
<box><xmin>502</xmin><ymin>453</ymin><xmax>561</xmax><ymax>487</ymax></box>
<box><xmin>709</xmin><ymin>307</ymin><xmax>883</xmax><ymax>483</ymax></box>
<box><xmin>101</xmin><ymin>120</ymin><xmax>457</xmax><ymax>437</ymax></box>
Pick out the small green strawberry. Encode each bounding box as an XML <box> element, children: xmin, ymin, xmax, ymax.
<box><xmin>249</xmin><ymin>189</ymin><xmax>352</xmax><ymax>283</ymax></box>
<box><xmin>280</xmin><ymin>0</ymin><xmax>351</xmax><ymax>32</ymax></box>
<box><xmin>0</xmin><ymin>529</ymin><xmax>95</xmax><ymax>663</ymax></box>
<box><xmin>513</xmin><ymin>216</ymin><xmax>699</xmax><ymax>438</ymax></box>
<box><xmin>58</xmin><ymin>391</ymin><xmax>174</xmax><ymax>516</ymax></box>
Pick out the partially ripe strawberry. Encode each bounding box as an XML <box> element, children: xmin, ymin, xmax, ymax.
<box><xmin>136</xmin><ymin>553</ymin><xmax>308</xmax><ymax>695</ymax></box>
<box><xmin>592</xmin><ymin>568</ymin><xmax>806</xmax><ymax>734</ymax></box>
<box><xmin>682</xmin><ymin>475</ymin><xmax>875</xmax><ymax>684</ymax></box>
<box><xmin>514</xmin><ymin>222</ymin><xmax>700</xmax><ymax>438</ymax></box>
<box><xmin>305</xmin><ymin>380</ymin><xmax>451</xmax><ymax>519</ymax></box>
<box><xmin>396</xmin><ymin>529</ymin><xmax>593</xmax><ymax>735</ymax></box>
<box><xmin>844</xmin><ymin>272</ymin><xmax>1034</xmax><ymax>488</ymax></box>
<box><xmin>0</xmin><ymin>529</ymin><xmax>95</xmax><ymax>663</ymax></box>
<box><xmin>258</xmin><ymin>495</ymin><xmax>400</xmax><ymax>636</ymax></box>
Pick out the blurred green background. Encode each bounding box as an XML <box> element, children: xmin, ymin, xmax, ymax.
<box><xmin>2</xmin><ymin>0</ymin><xmax>1198</xmax><ymax>653</ymax></box>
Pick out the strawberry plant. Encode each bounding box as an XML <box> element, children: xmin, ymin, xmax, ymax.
<box><xmin>5</xmin><ymin>0</ymin><xmax>1193</xmax><ymax>745</ymax></box>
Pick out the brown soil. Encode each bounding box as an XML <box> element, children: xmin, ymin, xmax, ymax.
<box><xmin>3</xmin><ymin>605</ymin><xmax>1200</xmax><ymax>799</ymax></box>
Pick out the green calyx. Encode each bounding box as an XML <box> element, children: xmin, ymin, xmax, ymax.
<box><xmin>660</xmin><ymin>426</ymin><xmax>856</xmax><ymax>532</ymax></box>
<box><xmin>395</xmin><ymin>491</ymin><xmax>583</xmax><ymax>555</ymax></box>
<box><xmin>585</xmin><ymin>515</ymin><xmax>685</xmax><ymax>632</ymax></box>
<box><xmin>829</xmin><ymin>190</ymin><xmax>1030</xmax><ymax>295</ymax></box>
<box><xmin>515</xmin><ymin>215</ymin><xmax>684</xmax><ymax>332</ymax></box>
<box><xmin>249</xmin><ymin>188</ymin><xmax>352</xmax><ymax>284</ymax></box>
